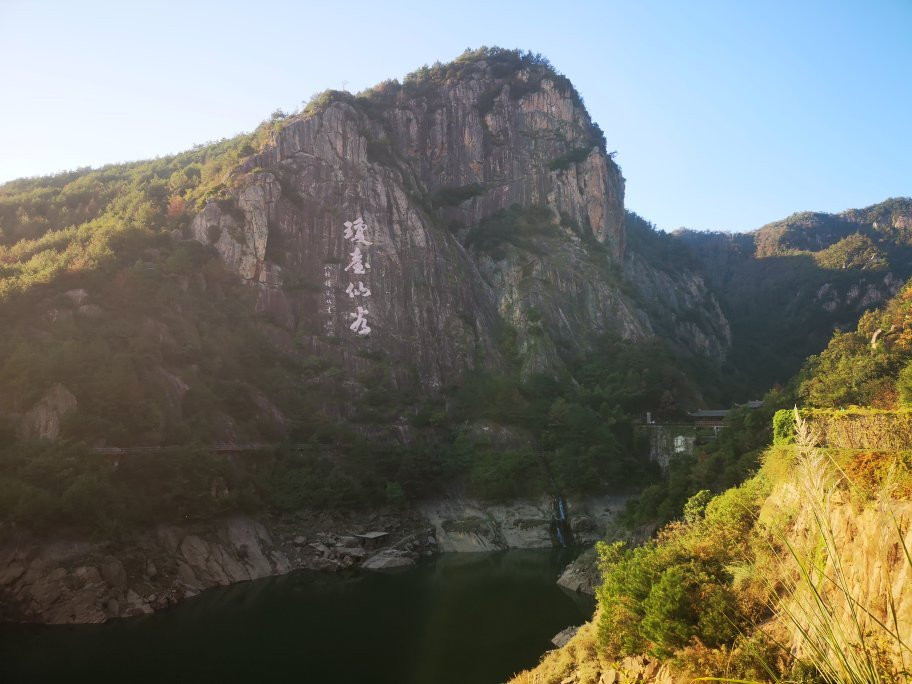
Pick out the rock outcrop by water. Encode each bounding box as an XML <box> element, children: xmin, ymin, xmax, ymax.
<box><xmin>0</xmin><ymin>517</ymin><xmax>289</xmax><ymax>623</ymax></box>
<box><xmin>421</xmin><ymin>495</ymin><xmax>629</xmax><ymax>552</ymax></box>
<box><xmin>0</xmin><ymin>494</ymin><xmax>623</xmax><ymax>625</ymax></box>
<box><xmin>556</xmin><ymin>547</ymin><xmax>600</xmax><ymax>595</ymax></box>
<box><xmin>0</xmin><ymin>511</ymin><xmax>436</xmax><ymax>624</ymax></box>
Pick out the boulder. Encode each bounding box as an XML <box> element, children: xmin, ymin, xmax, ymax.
<box><xmin>551</xmin><ymin>625</ymin><xmax>580</xmax><ymax>648</ymax></box>
<box><xmin>361</xmin><ymin>549</ymin><xmax>415</xmax><ymax>570</ymax></box>
<box><xmin>63</xmin><ymin>288</ymin><xmax>89</xmax><ymax>306</ymax></box>
<box><xmin>99</xmin><ymin>558</ymin><xmax>127</xmax><ymax>591</ymax></box>
<box><xmin>557</xmin><ymin>547</ymin><xmax>600</xmax><ymax>595</ymax></box>
<box><xmin>76</xmin><ymin>303</ymin><xmax>104</xmax><ymax>319</ymax></box>
<box><xmin>18</xmin><ymin>384</ymin><xmax>77</xmax><ymax>440</ymax></box>
<box><xmin>124</xmin><ymin>588</ymin><xmax>153</xmax><ymax>616</ymax></box>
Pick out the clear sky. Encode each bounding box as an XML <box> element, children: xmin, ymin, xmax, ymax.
<box><xmin>1</xmin><ymin>0</ymin><xmax>909</xmax><ymax>232</ymax></box>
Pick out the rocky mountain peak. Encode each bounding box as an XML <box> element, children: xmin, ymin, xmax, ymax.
<box><xmin>0</xmin><ymin>48</ymin><xmax>734</xmax><ymax>446</ymax></box>
<box><xmin>186</xmin><ymin>48</ymin><xmax>649</xmax><ymax>388</ymax></box>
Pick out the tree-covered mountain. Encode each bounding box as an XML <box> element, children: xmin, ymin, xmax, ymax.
<box><xmin>674</xmin><ymin>197</ymin><xmax>912</xmax><ymax>394</ymax></box>
<box><xmin>0</xmin><ymin>48</ymin><xmax>737</xmax><ymax>530</ymax></box>
<box><xmin>0</xmin><ymin>46</ymin><xmax>908</xmax><ymax>537</ymax></box>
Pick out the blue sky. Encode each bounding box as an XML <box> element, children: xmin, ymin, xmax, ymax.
<box><xmin>1</xmin><ymin>0</ymin><xmax>909</xmax><ymax>232</ymax></box>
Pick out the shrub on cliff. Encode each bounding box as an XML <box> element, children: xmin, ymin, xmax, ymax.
<box><xmin>596</xmin><ymin>476</ymin><xmax>768</xmax><ymax>661</ymax></box>
<box><xmin>798</xmin><ymin>285</ymin><xmax>912</xmax><ymax>409</ymax></box>
<box><xmin>896</xmin><ymin>361</ymin><xmax>912</xmax><ymax>405</ymax></box>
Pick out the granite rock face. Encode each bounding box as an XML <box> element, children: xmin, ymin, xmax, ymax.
<box><xmin>556</xmin><ymin>547</ymin><xmax>600</xmax><ymax>595</ymax></box>
<box><xmin>18</xmin><ymin>383</ymin><xmax>78</xmax><ymax>440</ymax></box>
<box><xmin>192</xmin><ymin>105</ymin><xmax>506</xmax><ymax>390</ymax></box>
<box><xmin>187</xmin><ymin>57</ymin><xmax>730</xmax><ymax>392</ymax></box>
<box><xmin>0</xmin><ymin>517</ymin><xmax>292</xmax><ymax>623</ymax></box>
<box><xmin>0</xmin><ymin>496</ymin><xmax>588</xmax><ymax>624</ymax></box>
<box><xmin>623</xmin><ymin>251</ymin><xmax>731</xmax><ymax>359</ymax></box>
<box><xmin>420</xmin><ymin>494</ymin><xmax>629</xmax><ymax>552</ymax></box>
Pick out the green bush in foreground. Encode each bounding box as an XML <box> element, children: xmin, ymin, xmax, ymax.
<box><xmin>596</xmin><ymin>477</ymin><xmax>769</xmax><ymax>661</ymax></box>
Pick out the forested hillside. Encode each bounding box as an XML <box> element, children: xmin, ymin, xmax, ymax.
<box><xmin>0</xmin><ymin>49</ymin><xmax>734</xmax><ymax>533</ymax></box>
<box><xmin>676</xmin><ymin>198</ymin><xmax>912</xmax><ymax>394</ymax></box>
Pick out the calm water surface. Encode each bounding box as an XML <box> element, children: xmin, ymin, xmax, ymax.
<box><xmin>0</xmin><ymin>549</ymin><xmax>593</xmax><ymax>684</ymax></box>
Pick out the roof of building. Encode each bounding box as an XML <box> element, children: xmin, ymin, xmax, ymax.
<box><xmin>736</xmin><ymin>400</ymin><xmax>764</xmax><ymax>409</ymax></box>
<box><xmin>688</xmin><ymin>410</ymin><xmax>730</xmax><ymax>418</ymax></box>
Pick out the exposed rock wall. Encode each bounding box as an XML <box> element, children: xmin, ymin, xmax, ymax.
<box><xmin>186</xmin><ymin>58</ymin><xmax>730</xmax><ymax>393</ymax></box>
<box><xmin>0</xmin><ymin>517</ymin><xmax>293</xmax><ymax>624</ymax></box>
<box><xmin>624</xmin><ymin>252</ymin><xmax>731</xmax><ymax>359</ymax></box>
<box><xmin>761</xmin><ymin>481</ymin><xmax>912</xmax><ymax>673</ymax></box>
<box><xmin>0</xmin><ymin>510</ymin><xmax>437</xmax><ymax>625</ymax></box>
<box><xmin>193</xmin><ymin>102</ymin><xmax>506</xmax><ymax>390</ymax></box>
<box><xmin>379</xmin><ymin>75</ymin><xmax>625</xmax><ymax>257</ymax></box>
<box><xmin>0</xmin><ymin>494</ymin><xmax>626</xmax><ymax>625</ymax></box>
<box><xmin>17</xmin><ymin>383</ymin><xmax>77</xmax><ymax>440</ymax></box>
<box><xmin>421</xmin><ymin>495</ymin><xmax>629</xmax><ymax>552</ymax></box>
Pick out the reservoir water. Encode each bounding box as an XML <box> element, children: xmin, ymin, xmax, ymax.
<box><xmin>0</xmin><ymin>549</ymin><xmax>593</xmax><ymax>684</ymax></box>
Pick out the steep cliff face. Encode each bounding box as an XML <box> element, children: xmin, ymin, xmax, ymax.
<box><xmin>188</xmin><ymin>52</ymin><xmax>726</xmax><ymax>392</ymax></box>
<box><xmin>190</xmin><ymin>113</ymin><xmax>506</xmax><ymax>390</ymax></box>
<box><xmin>0</xmin><ymin>49</ymin><xmax>733</xmax><ymax>450</ymax></box>
<box><xmin>623</xmin><ymin>251</ymin><xmax>731</xmax><ymax>359</ymax></box>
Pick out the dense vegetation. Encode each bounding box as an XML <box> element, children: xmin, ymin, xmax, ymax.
<box><xmin>554</xmin><ymin>280</ymin><xmax>912</xmax><ymax>684</ymax></box>
<box><xmin>464</xmin><ymin>204</ymin><xmax>561</xmax><ymax>255</ymax></box>
<box><xmin>0</xmin><ymin>442</ymin><xmax>259</xmax><ymax>538</ymax></box>
<box><xmin>674</xmin><ymin>198</ymin><xmax>912</xmax><ymax>396</ymax></box>
<box><xmin>579</xmin><ymin>408</ymin><xmax>912</xmax><ymax>683</ymax></box>
<box><xmin>798</xmin><ymin>283</ymin><xmax>912</xmax><ymax>408</ymax></box>
<box><xmin>621</xmin><ymin>278</ymin><xmax>912</xmax><ymax>531</ymax></box>
<box><xmin>0</xmin><ymin>115</ymin><xmax>290</xmax><ymax>301</ymax></box>
<box><xmin>616</xmin><ymin>213</ymin><xmax>912</xmax><ymax>532</ymax></box>
<box><xmin>620</xmin><ymin>391</ymin><xmax>789</xmax><ymax>528</ymax></box>
<box><xmin>0</xmin><ymin>328</ymin><xmax>709</xmax><ymax>533</ymax></box>
<box><xmin>0</xmin><ymin>240</ymin><xmax>304</xmax><ymax>444</ymax></box>
<box><xmin>598</xmin><ymin>475</ymin><xmax>771</xmax><ymax>667</ymax></box>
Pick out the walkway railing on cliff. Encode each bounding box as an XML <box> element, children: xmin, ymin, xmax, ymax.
<box><xmin>89</xmin><ymin>443</ymin><xmax>286</xmax><ymax>456</ymax></box>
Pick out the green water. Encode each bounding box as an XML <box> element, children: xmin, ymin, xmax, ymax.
<box><xmin>0</xmin><ymin>549</ymin><xmax>593</xmax><ymax>684</ymax></box>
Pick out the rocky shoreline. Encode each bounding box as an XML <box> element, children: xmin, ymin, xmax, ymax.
<box><xmin>0</xmin><ymin>495</ymin><xmax>627</xmax><ymax>625</ymax></box>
